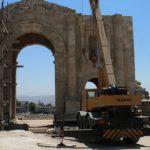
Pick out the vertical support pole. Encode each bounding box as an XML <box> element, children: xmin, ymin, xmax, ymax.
<box><xmin>0</xmin><ymin>1</ymin><xmax>3</xmax><ymax>128</ymax></box>
<box><xmin>0</xmin><ymin>0</ymin><xmax>10</xmax><ymax>128</ymax></box>
<box><xmin>0</xmin><ymin>60</ymin><xmax>4</xmax><ymax>129</ymax></box>
<box><xmin>11</xmin><ymin>69</ymin><xmax>16</xmax><ymax>119</ymax></box>
<box><xmin>1</xmin><ymin>0</ymin><xmax>4</xmax><ymax>18</ymax></box>
<box><xmin>6</xmin><ymin>2</ymin><xmax>8</xmax><ymax>20</ymax></box>
<box><xmin>0</xmin><ymin>0</ymin><xmax>4</xmax><ymax>128</ymax></box>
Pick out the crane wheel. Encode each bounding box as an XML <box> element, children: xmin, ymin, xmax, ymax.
<box><xmin>77</xmin><ymin>115</ymin><xmax>84</xmax><ymax>129</ymax></box>
<box><xmin>86</xmin><ymin>115</ymin><xmax>91</xmax><ymax>129</ymax></box>
<box><xmin>123</xmin><ymin>137</ymin><xmax>140</xmax><ymax>144</ymax></box>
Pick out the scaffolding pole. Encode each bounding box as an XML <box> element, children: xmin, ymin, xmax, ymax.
<box><xmin>0</xmin><ymin>0</ymin><xmax>9</xmax><ymax>129</ymax></box>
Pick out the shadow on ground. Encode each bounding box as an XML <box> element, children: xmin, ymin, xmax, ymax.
<box><xmin>63</xmin><ymin>136</ymin><xmax>150</xmax><ymax>150</ymax></box>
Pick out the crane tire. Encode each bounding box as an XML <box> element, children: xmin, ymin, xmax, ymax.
<box><xmin>123</xmin><ymin>137</ymin><xmax>140</xmax><ymax>144</ymax></box>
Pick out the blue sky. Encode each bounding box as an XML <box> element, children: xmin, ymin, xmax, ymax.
<box><xmin>17</xmin><ymin>45</ymin><xmax>55</xmax><ymax>96</ymax></box>
<box><xmin>5</xmin><ymin>0</ymin><xmax>150</xmax><ymax>95</ymax></box>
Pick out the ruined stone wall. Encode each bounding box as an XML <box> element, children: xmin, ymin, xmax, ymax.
<box><xmin>77</xmin><ymin>15</ymin><xmax>135</xmax><ymax>93</ymax></box>
<box><xmin>0</xmin><ymin>0</ymin><xmax>135</xmax><ymax>120</ymax></box>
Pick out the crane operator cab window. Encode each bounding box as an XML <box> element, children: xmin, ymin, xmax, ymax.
<box><xmin>87</xmin><ymin>89</ymin><xmax>97</xmax><ymax>98</ymax></box>
<box><xmin>82</xmin><ymin>89</ymin><xmax>97</xmax><ymax>100</ymax></box>
<box><xmin>88</xmin><ymin>91</ymin><xmax>96</xmax><ymax>98</ymax></box>
<box><xmin>85</xmin><ymin>81</ymin><xmax>98</xmax><ymax>98</ymax></box>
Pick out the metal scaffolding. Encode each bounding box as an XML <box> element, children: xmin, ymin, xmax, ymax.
<box><xmin>0</xmin><ymin>0</ymin><xmax>9</xmax><ymax>129</ymax></box>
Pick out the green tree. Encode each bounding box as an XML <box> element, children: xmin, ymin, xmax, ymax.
<box><xmin>135</xmin><ymin>80</ymin><xmax>149</xmax><ymax>99</ymax></box>
<box><xmin>38</xmin><ymin>100</ymin><xmax>44</xmax><ymax>106</ymax></box>
<box><xmin>46</xmin><ymin>103</ymin><xmax>52</xmax><ymax>106</ymax></box>
<box><xmin>29</xmin><ymin>102</ymin><xmax>36</xmax><ymax>113</ymax></box>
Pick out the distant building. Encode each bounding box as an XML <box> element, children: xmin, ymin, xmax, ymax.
<box><xmin>34</xmin><ymin>104</ymin><xmax>55</xmax><ymax>114</ymax></box>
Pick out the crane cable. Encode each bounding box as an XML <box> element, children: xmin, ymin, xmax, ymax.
<box><xmin>82</xmin><ymin>0</ymin><xmax>83</xmax><ymax>14</ymax></box>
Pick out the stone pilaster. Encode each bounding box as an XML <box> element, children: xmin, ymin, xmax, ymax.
<box><xmin>65</xmin><ymin>15</ymin><xmax>80</xmax><ymax>118</ymax></box>
<box><xmin>113</xmin><ymin>15</ymin><xmax>125</xmax><ymax>86</ymax></box>
<box><xmin>123</xmin><ymin>17</ymin><xmax>135</xmax><ymax>93</ymax></box>
<box><xmin>66</xmin><ymin>15</ymin><xmax>77</xmax><ymax>95</ymax></box>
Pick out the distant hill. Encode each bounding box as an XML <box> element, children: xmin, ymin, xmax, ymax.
<box><xmin>17</xmin><ymin>95</ymin><xmax>55</xmax><ymax>106</ymax></box>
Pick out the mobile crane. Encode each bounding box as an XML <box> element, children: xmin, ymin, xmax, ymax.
<box><xmin>76</xmin><ymin>0</ymin><xmax>150</xmax><ymax>144</ymax></box>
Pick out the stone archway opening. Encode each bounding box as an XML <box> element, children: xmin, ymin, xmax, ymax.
<box><xmin>13</xmin><ymin>33</ymin><xmax>54</xmax><ymax>51</ymax></box>
<box><xmin>11</xmin><ymin>33</ymin><xmax>57</xmax><ymax>119</ymax></box>
<box><xmin>16</xmin><ymin>44</ymin><xmax>55</xmax><ymax>116</ymax></box>
<box><xmin>84</xmin><ymin>78</ymin><xmax>98</xmax><ymax>99</ymax></box>
<box><xmin>85</xmin><ymin>78</ymin><xmax>98</xmax><ymax>90</ymax></box>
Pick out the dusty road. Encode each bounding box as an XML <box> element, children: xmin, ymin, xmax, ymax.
<box><xmin>0</xmin><ymin>130</ymin><xmax>150</xmax><ymax>150</ymax></box>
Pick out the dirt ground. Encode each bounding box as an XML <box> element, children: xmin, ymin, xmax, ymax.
<box><xmin>0</xmin><ymin>117</ymin><xmax>150</xmax><ymax>150</ymax></box>
<box><xmin>17</xmin><ymin>119</ymin><xmax>53</xmax><ymax>127</ymax></box>
<box><xmin>16</xmin><ymin>113</ymin><xmax>54</xmax><ymax>120</ymax></box>
<box><xmin>0</xmin><ymin>130</ymin><xmax>150</xmax><ymax>150</ymax></box>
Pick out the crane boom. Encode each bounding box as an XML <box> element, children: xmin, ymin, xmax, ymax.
<box><xmin>89</xmin><ymin>0</ymin><xmax>116</xmax><ymax>87</ymax></box>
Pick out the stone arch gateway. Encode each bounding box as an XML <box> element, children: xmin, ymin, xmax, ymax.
<box><xmin>0</xmin><ymin>0</ymin><xmax>136</xmax><ymax>121</ymax></box>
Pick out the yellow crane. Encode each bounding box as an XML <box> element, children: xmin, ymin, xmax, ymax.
<box><xmin>89</xmin><ymin>0</ymin><xmax>116</xmax><ymax>88</ymax></box>
<box><xmin>76</xmin><ymin>0</ymin><xmax>150</xmax><ymax>144</ymax></box>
